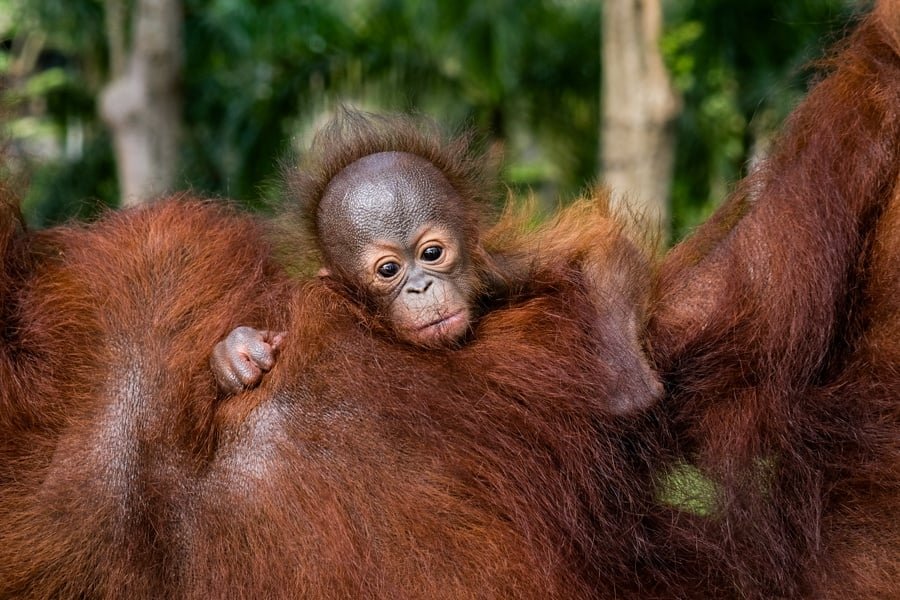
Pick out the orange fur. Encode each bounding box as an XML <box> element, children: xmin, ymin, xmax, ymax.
<box><xmin>651</xmin><ymin>5</ymin><xmax>900</xmax><ymax>597</ymax></box>
<box><xmin>0</xmin><ymin>4</ymin><xmax>897</xmax><ymax>598</ymax></box>
<box><xmin>0</xmin><ymin>193</ymin><xmax>675</xmax><ymax>598</ymax></box>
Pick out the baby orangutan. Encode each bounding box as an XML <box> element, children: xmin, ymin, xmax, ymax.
<box><xmin>211</xmin><ymin>112</ymin><xmax>661</xmax><ymax>416</ymax></box>
<box><xmin>211</xmin><ymin>150</ymin><xmax>489</xmax><ymax>393</ymax></box>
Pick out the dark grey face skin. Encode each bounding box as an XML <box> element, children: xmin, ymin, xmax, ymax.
<box><xmin>317</xmin><ymin>151</ymin><xmax>476</xmax><ymax>346</ymax></box>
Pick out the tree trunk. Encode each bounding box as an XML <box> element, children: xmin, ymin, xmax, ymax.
<box><xmin>100</xmin><ymin>0</ymin><xmax>182</xmax><ymax>207</ymax></box>
<box><xmin>601</xmin><ymin>0</ymin><xmax>680</xmax><ymax>235</ymax></box>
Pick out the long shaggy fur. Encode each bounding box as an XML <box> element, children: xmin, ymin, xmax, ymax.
<box><xmin>651</xmin><ymin>4</ymin><xmax>900</xmax><ymax>597</ymax></box>
<box><xmin>0</xmin><ymin>196</ymin><xmax>681</xmax><ymax>599</ymax></box>
<box><xmin>0</xmin><ymin>4</ymin><xmax>897</xmax><ymax>598</ymax></box>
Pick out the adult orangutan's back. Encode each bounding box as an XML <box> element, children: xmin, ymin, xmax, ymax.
<box><xmin>0</xmin><ymin>194</ymin><xmax>680</xmax><ymax>598</ymax></box>
<box><xmin>0</xmin><ymin>198</ymin><xmax>288</xmax><ymax>596</ymax></box>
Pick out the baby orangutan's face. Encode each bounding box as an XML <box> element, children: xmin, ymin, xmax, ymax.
<box><xmin>318</xmin><ymin>151</ymin><xmax>478</xmax><ymax>346</ymax></box>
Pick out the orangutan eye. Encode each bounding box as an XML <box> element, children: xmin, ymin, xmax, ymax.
<box><xmin>421</xmin><ymin>246</ymin><xmax>443</xmax><ymax>262</ymax></box>
<box><xmin>377</xmin><ymin>262</ymin><xmax>400</xmax><ymax>278</ymax></box>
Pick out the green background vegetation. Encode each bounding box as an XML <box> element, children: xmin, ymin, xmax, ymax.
<box><xmin>1</xmin><ymin>0</ymin><xmax>856</xmax><ymax>240</ymax></box>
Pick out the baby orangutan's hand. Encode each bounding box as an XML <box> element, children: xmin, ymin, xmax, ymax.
<box><xmin>211</xmin><ymin>326</ymin><xmax>286</xmax><ymax>394</ymax></box>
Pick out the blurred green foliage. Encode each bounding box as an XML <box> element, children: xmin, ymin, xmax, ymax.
<box><xmin>1</xmin><ymin>0</ymin><xmax>855</xmax><ymax>238</ymax></box>
<box><xmin>662</xmin><ymin>0</ymin><xmax>856</xmax><ymax>237</ymax></box>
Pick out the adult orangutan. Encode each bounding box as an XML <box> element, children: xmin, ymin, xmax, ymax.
<box><xmin>0</xmin><ymin>195</ymin><xmax>675</xmax><ymax>598</ymax></box>
<box><xmin>0</xmin><ymin>4</ymin><xmax>897</xmax><ymax>599</ymax></box>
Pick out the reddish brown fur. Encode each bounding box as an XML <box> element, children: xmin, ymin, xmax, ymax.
<box><xmin>0</xmin><ymin>4</ymin><xmax>898</xmax><ymax>598</ymax></box>
<box><xmin>0</xmin><ymin>193</ymin><xmax>686</xmax><ymax>598</ymax></box>
<box><xmin>651</xmin><ymin>4</ymin><xmax>900</xmax><ymax>597</ymax></box>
